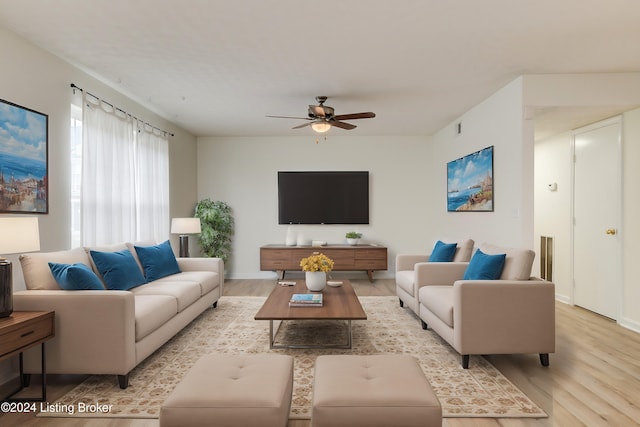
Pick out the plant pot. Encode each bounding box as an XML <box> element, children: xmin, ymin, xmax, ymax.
<box><xmin>346</xmin><ymin>238</ymin><xmax>359</xmax><ymax>246</ymax></box>
<box><xmin>305</xmin><ymin>271</ymin><xmax>326</xmax><ymax>292</ymax></box>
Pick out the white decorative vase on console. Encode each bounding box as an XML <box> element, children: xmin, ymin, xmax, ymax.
<box><xmin>305</xmin><ymin>271</ymin><xmax>326</xmax><ymax>292</ymax></box>
<box><xmin>285</xmin><ymin>226</ymin><xmax>296</xmax><ymax>246</ymax></box>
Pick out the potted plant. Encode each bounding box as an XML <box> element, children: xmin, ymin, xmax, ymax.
<box><xmin>345</xmin><ymin>232</ymin><xmax>362</xmax><ymax>246</ymax></box>
<box><xmin>300</xmin><ymin>252</ymin><xmax>334</xmax><ymax>291</ymax></box>
<box><xmin>194</xmin><ymin>199</ymin><xmax>234</xmax><ymax>264</ymax></box>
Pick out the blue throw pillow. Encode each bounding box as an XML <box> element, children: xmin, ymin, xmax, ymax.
<box><xmin>134</xmin><ymin>240</ymin><xmax>181</xmax><ymax>282</ymax></box>
<box><xmin>429</xmin><ymin>240</ymin><xmax>457</xmax><ymax>262</ymax></box>
<box><xmin>48</xmin><ymin>262</ymin><xmax>104</xmax><ymax>291</ymax></box>
<box><xmin>89</xmin><ymin>249</ymin><xmax>147</xmax><ymax>290</ymax></box>
<box><xmin>463</xmin><ymin>249</ymin><xmax>506</xmax><ymax>280</ymax></box>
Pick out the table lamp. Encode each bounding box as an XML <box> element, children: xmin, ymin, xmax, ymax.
<box><xmin>171</xmin><ymin>218</ymin><xmax>201</xmax><ymax>257</ymax></box>
<box><xmin>0</xmin><ymin>217</ymin><xmax>40</xmax><ymax>318</ymax></box>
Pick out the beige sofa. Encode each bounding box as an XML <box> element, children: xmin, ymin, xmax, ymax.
<box><xmin>417</xmin><ymin>243</ymin><xmax>555</xmax><ymax>368</ymax></box>
<box><xmin>396</xmin><ymin>239</ymin><xmax>474</xmax><ymax>314</ymax></box>
<box><xmin>14</xmin><ymin>242</ymin><xmax>223</xmax><ymax>388</ymax></box>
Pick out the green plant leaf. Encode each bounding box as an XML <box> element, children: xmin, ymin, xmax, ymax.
<box><xmin>194</xmin><ymin>198</ymin><xmax>234</xmax><ymax>263</ymax></box>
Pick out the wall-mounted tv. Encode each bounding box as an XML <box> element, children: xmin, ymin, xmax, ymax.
<box><xmin>278</xmin><ymin>171</ymin><xmax>369</xmax><ymax>224</ymax></box>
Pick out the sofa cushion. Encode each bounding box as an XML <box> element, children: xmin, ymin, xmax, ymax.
<box><xmin>90</xmin><ymin>249</ymin><xmax>147</xmax><ymax>290</ymax></box>
<box><xmin>429</xmin><ymin>240</ymin><xmax>457</xmax><ymax>262</ymax></box>
<box><xmin>419</xmin><ymin>286</ymin><xmax>454</xmax><ymax>327</ymax></box>
<box><xmin>48</xmin><ymin>262</ymin><xmax>105</xmax><ymax>291</ymax></box>
<box><xmin>134</xmin><ymin>294</ymin><xmax>178</xmax><ymax>341</ymax></box>
<box><xmin>131</xmin><ymin>281</ymin><xmax>202</xmax><ymax>312</ymax></box>
<box><xmin>479</xmin><ymin>243</ymin><xmax>535</xmax><ymax>280</ymax></box>
<box><xmin>452</xmin><ymin>239</ymin><xmax>474</xmax><ymax>262</ymax></box>
<box><xmin>134</xmin><ymin>240</ymin><xmax>181</xmax><ymax>282</ymax></box>
<box><xmin>154</xmin><ymin>271</ymin><xmax>220</xmax><ymax>296</ymax></box>
<box><xmin>84</xmin><ymin>243</ymin><xmax>129</xmax><ymax>276</ymax></box>
<box><xmin>463</xmin><ymin>249</ymin><xmax>506</xmax><ymax>280</ymax></box>
<box><xmin>20</xmin><ymin>247</ymin><xmax>93</xmax><ymax>290</ymax></box>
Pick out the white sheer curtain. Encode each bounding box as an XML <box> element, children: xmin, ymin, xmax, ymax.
<box><xmin>81</xmin><ymin>93</ymin><xmax>170</xmax><ymax>246</ymax></box>
<box><xmin>135</xmin><ymin>123</ymin><xmax>170</xmax><ymax>243</ymax></box>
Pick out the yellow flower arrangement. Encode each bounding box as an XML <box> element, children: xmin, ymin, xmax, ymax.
<box><xmin>300</xmin><ymin>252</ymin><xmax>334</xmax><ymax>272</ymax></box>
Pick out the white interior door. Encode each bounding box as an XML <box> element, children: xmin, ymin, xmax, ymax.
<box><xmin>572</xmin><ymin>117</ymin><xmax>621</xmax><ymax>320</ymax></box>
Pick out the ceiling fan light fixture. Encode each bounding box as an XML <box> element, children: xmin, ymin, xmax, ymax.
<box><xmin>311</xmin><ymin>122</ymin><xmax>331</xmax><ymax>133</ymax></box>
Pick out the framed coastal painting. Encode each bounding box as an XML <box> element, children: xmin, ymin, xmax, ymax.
<box><xmin>447</xmin><ymin>145</ymin><xmax>493</xmax><ymax>212</ymax></box>
<box><xmin>0</xmin><ymin>99</ymin><xmax>48</xmax><ymax>213</ymax></box>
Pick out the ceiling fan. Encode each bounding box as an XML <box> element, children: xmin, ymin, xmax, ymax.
<box><xmin>267</xmin><ymin>96</ymin><xmax>375</xmax><ymax>133</ymax></box>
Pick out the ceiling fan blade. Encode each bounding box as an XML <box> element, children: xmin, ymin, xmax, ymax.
<box><xmin>330</xmin><ymin>120</ymin><xmax>357</xmax><ymax>130</ymax></box>
<box><xmin>292</xmin><ymin>122</ymin><xmax>314</xmax><ymax>129</ymax></box>
<box><xmin>333</xmin><ymin>112</ymin><xmax>376</xmax><ymax>121</ymax></box>
<box><xmin>266</xmin><ymin>115</ymin><xmax>311</xmax><ymax>120</ymax></box>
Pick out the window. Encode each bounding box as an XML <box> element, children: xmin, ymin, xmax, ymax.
<box><xmin>71</xmin><ymin>95</ymin><xmax>170</xmax><ymax>247</ymax></box>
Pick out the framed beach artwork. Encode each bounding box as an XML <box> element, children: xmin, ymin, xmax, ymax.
<box><xmin>447</xmin><ymin>145</ymin><xmax>493</xmax><ymax>212</ymax></box>
<box><xmin>0</xmin><ymin>99</ymin><xmax>48</xmax><ymax>213</ymax></box>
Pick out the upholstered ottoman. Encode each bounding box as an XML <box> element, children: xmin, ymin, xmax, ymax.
<box><xmin>312</xmin><ymin>355</ymin><xmax>441</xmax><ymax>427</ymax></box>
<box><xmin>160</xmin><ymin>354</ymin><xmax>294</xmax><ymax>427</ymax></box>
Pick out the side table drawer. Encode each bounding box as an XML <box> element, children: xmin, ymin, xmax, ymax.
<box><xmin>0</xmin><ymin>317</ymin><xmax>54</xmax><ymax>357</ymax></box>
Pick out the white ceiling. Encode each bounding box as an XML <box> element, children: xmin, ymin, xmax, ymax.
<box><xmin>1</xmin><ymin>0</ymin><xmax>639</xmax><ymax>137</ymax></box>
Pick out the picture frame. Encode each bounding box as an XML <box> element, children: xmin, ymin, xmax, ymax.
<box><xmin>447</xmin><ymin>145</ymin><xmax>493</xmax><ymax>212</ymax></box>
<box><xmin>0</xmin><ymin>99</ymin><xmax>48</xmax><ymax>214</ymax></box>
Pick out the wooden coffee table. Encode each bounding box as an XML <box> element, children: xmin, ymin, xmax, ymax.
<box><xmin>254</xmin><ymin>280</ymin><xmax>367</xmax><ymax>349</ymax></box>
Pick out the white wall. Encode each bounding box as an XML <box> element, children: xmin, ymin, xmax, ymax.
<box><xmin>534</xmin><ymin>132</ymin><xmax>572</xmax><ymax>303</ymax></box>
<box><xmin>427</xmin><ymin>77</ymin><xmax>535</xmax><ymax>249</ymax></box>
<box><xmin>197</xmin><ymin>135</ymin><xmax>433</xmax><ymax>278</ymax></box>
<box><xmin>0</xmin><ymin>25</ymin><xmax>199</xmax><ymax>291</ymax></box>
<box><xmin>197</xmin><ymin>79</ymin><xmax>536</xmax><ymax>279</ymax></box>
<box><xmin>621</xmin><ymin>108</ymin><xmax>640</xmax><ymax>331</ymax></box>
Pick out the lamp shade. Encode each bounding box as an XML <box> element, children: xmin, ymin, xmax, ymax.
<box><xmin>171</xmin><ymin>218</ymin><xmax>201</xmax><ymax>235</ymax></box>
<box><xmin>0</xmin><ymin>217</ymin><xmax>40</xmax><ymax>254</ymax></box>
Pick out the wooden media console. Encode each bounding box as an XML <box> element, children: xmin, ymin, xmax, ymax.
<box><xmin>260</xmin><ymin>244</ymin><xmax>388</xmax><ymax>282</ymax></box>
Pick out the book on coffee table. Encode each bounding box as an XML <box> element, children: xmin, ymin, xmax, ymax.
<box><xmin>289</xmin><ymin>293</ymin><xmax>323</xmax><ymax>307</ymax></box>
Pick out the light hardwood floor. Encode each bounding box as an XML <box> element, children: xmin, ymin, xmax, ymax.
<box><xmin>2</xmin><ymin>278</ymin><xmax>639</xmax><ymax>427</ymax></box>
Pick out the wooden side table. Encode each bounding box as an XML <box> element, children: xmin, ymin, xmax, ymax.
<box><xmin>0</xmin><ymin>311</ymin><xmax>55</xmax><ymax>401</ymax></box>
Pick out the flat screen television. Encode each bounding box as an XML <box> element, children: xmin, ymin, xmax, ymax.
<box><xmin>278</xmin><ymin>171</ymin><xmax>369</xmax><ymax>224</ymax></box>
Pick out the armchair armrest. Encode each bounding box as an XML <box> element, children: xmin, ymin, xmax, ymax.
<box><xmin>453</xmin><ymin>280</ymin><xmax>556</xmax><ymax>355</ymax></box>
<box><xmin>415</xmin><ymin>262</ymin><xmax>468</xmax><ymax>287</ymax></box>
<box><xmin>396</xmin><ymin>254</ymin><xmax>429</xmax><ymax>272</ymax></box>
<box><xmin>13</xmin><ymin>290</ymin><xmax>136</xmax><ymax>375</ymax></box>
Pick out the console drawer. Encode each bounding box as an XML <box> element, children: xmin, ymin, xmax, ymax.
<box><xmin>355</xmin><ymin>249</ymin><xmax>387</xmax><ymax>260</ymax></box>
<box><xmin>354</xmin><ymin>259</ymin><xmax>387</xmax><ymax>269</ymax></box>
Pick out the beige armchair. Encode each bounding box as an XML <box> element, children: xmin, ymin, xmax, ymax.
<box><xmin>395</xmin><ymin>239</ymin><xmax>474</xmax><ymax>314</ymax></box>
<box><xmin>418</xmin><ymin>243</ymin><xmax>556</xmax><ymax>368</ymax></box>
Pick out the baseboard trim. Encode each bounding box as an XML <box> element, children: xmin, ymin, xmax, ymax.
<box><xmin>619</xmin><ymin>317</ymin><xmax>640</xmax><ymax>334</ymax></box>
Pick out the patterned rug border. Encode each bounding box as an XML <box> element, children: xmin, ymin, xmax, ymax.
<box><xmin>39</xmin><ymin>296</ymin><xmax>547</xmax><ymax>419</ymax></box>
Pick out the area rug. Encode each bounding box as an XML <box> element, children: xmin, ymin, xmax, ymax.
<box><xmin>40</xmin><ymin>296</ymin><xmax>546</xmax><ymax>419</ymax></box>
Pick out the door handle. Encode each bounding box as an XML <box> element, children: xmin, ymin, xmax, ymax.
<box><xmin>605</xmin><ymin>229</ymin><xmax>617</xmax><ymax>235</ymax></box>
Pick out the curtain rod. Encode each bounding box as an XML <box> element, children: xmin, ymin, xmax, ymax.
<box><xmin>70</xmin><ymin>83</ymin><xmax>175</xmax><ymax>137</ymax></box>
